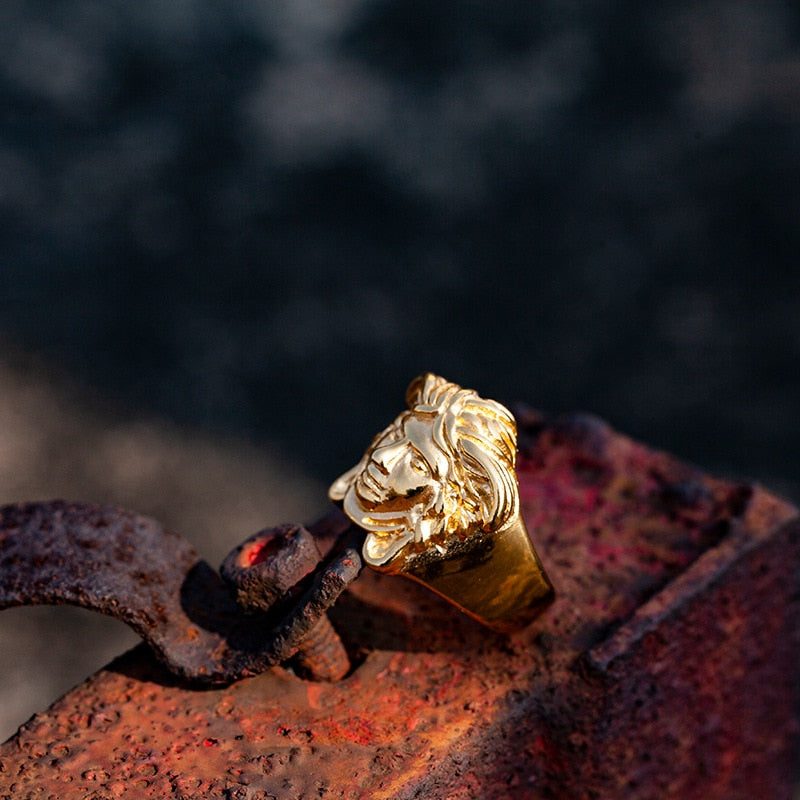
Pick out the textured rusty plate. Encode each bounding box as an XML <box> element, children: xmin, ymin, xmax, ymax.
<box><xmin>0</xmin><ymin>411</ymin><xmax>797</xmax><ymax>799</ymax></box>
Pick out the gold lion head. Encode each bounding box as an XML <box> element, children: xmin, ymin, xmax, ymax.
<box><xmin>329</xmin><ymin>373</ymin><xmax>519</xmax><ymax>568</ymax></box>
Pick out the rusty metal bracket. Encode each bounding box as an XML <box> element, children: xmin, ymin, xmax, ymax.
<box><xmin>0</xmin><ymin>501</ymin><xmax>365</xmax><ymax>684</ymax></box>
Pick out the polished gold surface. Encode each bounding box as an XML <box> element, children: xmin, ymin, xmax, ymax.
<box><xmin>329</xmin><ymin>373</ymin><xmax>553</xmax><ymax>631</ymax></box>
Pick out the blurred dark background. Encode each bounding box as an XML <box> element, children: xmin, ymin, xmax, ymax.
<box><xmin>2</xmin><ymin>0</ymin><xmax>799</xmax><ymax>493</ymax></box>
<box><xmin>0</xmin><ymin>0</ymin><xmax>799</xmax><ymax>742</ymax></box>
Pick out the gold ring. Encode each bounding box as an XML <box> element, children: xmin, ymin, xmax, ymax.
<box><xmin>329</xmin><ymin>373</ymin><xmax>554</xmax><ymax>633</ymax></box>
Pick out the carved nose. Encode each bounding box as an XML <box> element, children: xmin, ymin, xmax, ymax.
<box><xmin>373</xmin><ymin>442</ymin><xmax>405</xmax><ymax>472</ymax></box>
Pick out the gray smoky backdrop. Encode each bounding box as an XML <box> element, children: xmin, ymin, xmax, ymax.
<box><xmin>1</xmin><ymin>1</ymin><xmax>799</xmax><ymax>739</ymax></box>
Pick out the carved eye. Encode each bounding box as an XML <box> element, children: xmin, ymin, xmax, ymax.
<box><xmin>410</xmin><ymin>451</ymin><xmax>429</xmax><ymax>474</ymax></box>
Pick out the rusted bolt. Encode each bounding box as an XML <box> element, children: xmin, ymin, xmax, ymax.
<box><xmin>220</xmin><ymin>524</ymin><xmax>351</xmax><ymax>681</ymax></box>
<box><xmin>0</xmin><ymin>501</ymin><xmax>364</xmax><ymax>684</ymax></box>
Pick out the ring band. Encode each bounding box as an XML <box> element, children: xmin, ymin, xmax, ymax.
<box><xmin>329</xmin><ymin>373</ymin><xmax>554</xmax><ymax>632</ymax></box>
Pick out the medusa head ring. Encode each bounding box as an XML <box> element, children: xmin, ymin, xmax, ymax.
<box><xmin>329</xmin><ymin>374</ymin><xmax>554</xmax><ymax>633</ymax></box>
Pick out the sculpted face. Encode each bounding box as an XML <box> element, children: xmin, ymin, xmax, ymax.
<box><xmin>353</xmin><ymin>417</ymin><xmax>439</xmax><ymax>511</ymax></box>
<box><xmin>329</xmin><ymin>374</ymin><xmax>519</xmax><ymax>569</ymax></box>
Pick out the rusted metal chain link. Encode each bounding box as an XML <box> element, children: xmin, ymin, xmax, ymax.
<box><xmin>0</xmin><ymin>500</ymin><xmax>364</xmax><ymax>684</ymax></box>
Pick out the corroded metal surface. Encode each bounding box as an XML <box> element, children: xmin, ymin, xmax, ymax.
<box><xmin>0</xmin><ymin>412</ymin><xmax>798</xmax><ymax>799</ymax></box>
<box><xmin>0</xmin><ymin>502</ymin><xmax>364</xmax><ymax>684</ymax></box>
